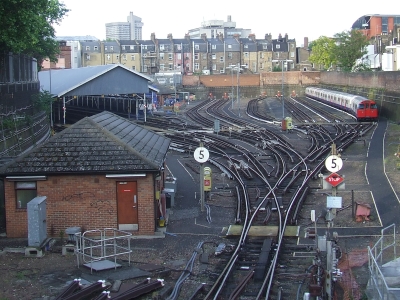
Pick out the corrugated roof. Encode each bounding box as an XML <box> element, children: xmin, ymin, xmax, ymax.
<box><xmin>0</xmin><ymin>112</ymin><xmax>170</xmax><ymax>175</ymax></box>
<box><xmin>39</xmin><ymin>64</ymin><xmax>152</xmax><ymax>97</ymax></box>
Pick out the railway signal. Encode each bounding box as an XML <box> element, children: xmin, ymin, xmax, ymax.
<box><xmin>194</xmin><ymin>145</ymin><xmax>210</xmax><ymax>212</ymax></box>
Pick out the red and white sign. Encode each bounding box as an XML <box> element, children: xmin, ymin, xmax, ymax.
<box><xmin>325</xmin><ymin>172</ymin><xmax>344</xmax><ymax>187</ymax></box>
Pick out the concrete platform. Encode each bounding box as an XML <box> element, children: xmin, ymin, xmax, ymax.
<box><xmin>224</xmin><ymin>225</ymin><xmax>300</xmax><ymax>237</ymax></box>
<box><xmin>83</xmin><ymin>260</ymin><xmax>121</xmax><ymax>271</ymax></box>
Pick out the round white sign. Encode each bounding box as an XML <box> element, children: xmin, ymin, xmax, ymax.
<box><xmin>325</xmin><ymin>155</ymin><xmax>343</xmax><ymax>173</ymax></box>
<box><xmin>194</xmin><ymin>147</ymin><xmax>209</xmax><ymax>163</ymax></box>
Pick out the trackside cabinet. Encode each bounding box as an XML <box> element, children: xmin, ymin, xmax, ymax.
<box><xmin>27</xmin><ymin>196</ymin><xmax>47</xmax><ymax>247</ymax></box>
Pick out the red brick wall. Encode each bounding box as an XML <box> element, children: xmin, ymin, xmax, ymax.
<box><xmin>184</xmin><ymin>72</ymin><xmax>321</xmax><ymax>88</ymax></box>
<box><xmin>5</xmin><ymin>174</ymin><xmax>156</xmax><ymax>238</ymax></box>
<box><xmin>320</xmin><ymin>71</ymin><xmax>400</xmax><ymax>93</ymax></box>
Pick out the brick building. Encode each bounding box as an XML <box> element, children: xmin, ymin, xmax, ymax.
<box><xmin>0</xmin><ymin>112</ymin><xmax>170</xmax><ymax>238</ymax></box>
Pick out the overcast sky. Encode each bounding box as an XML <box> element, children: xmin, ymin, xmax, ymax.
<box><xmin>54</xmin><ymin>0</ymin><xmax>393</xmax><ymax>46</ymax></box>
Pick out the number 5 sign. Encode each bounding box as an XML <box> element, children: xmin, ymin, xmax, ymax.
<box><xmin>325</xmin><ymin>155</ymin><xmax>343</xmax><ymax>173</ymax></box>
<box><xmin>194</xmin><ymin>147</ymin><xmax>210</xmax><ymax>163</ymax></box>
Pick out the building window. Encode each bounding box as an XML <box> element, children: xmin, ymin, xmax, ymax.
<box><xmin>194</xmin><ymin>63</ymin><xmax>199</xmax><ymax>70</ymax></box>
<box><xmin>260</xmin><ymin>52</ymin><xmax>264</xmax><ymax>59</ymax></box>
<box><xmin>202</xmin><ymin>53</ymin><xmax>207</xmax><ymax>60</ymax></box>
<box><xmin>123</xmin><ymin>54</ymin><xmax>127</xmax><ymax>61</ymax></box>
<box><xmin>260</xmin><ymin>62</ymin><xmax>264</xmax><ymax>69</ymax></box>
<box><xmin>86</xmin><ymin>46</ymin><xmax>90</xmax><ymax>51</ymax></box>
<box><xmin>276</xmin><ymin>44</ymin><xmax>280</xmax><ymax>49</ymax></box>
<box><xmin>160</xmin><ymin>64</ymin><xmax>165</xmax><ymax>70</ymax></box>
<box><xmin>122</xmin><ymin>46</ymin><xmax>126</xmax><ymax>50</ymax></box>
<box><xmin>131</xmin><ymin>55</ymin><xmax>135</xmax><ymax>61</ymax></box>
<box><xmin>219</xmin><ymin>56</ymin><xmax>224</xmax><ymax>62</ymax></box>
<box><xmin>132</xmin><ymin>66</ymin><xmax>136</xmax><ymax>71</ymax></box>
<box><xmin>212</xmin><ymin>45</ymin><xmax>216</xmax><ymax>49</ymax></box>
<box><xmin>212</xmin><ymin>54</ymin><xmax>216</xmax><ymax>60</ymax></box>
<box><xmin>105</xmin><ymin>46</ymin><xmax>108</xmax><ymax>51</ymax></box>
<box><xmin>290</xmin><ymin>51</ymin><xmax>295</xmax><ymax>58</ymax></box>
<box><xmin>143</xmin><ymin>65</ymin><xmax>148</xmax><ymax>72</ymax></box>
<box><xmin>110</xmin><ymin>46</ymin><xmax>114</xmax><ymax>51</ymax></box>
<box><xmin>168</xmin><ymin>53</ymin><xmax>173</xmax><ymax>60</ymax></box>
<box><xmin>130</xmin><ymin>45</ymin><xmax>134</xmax><ymax>50</ymax></box>
<box><xmin>160</xmin><ymin>53</ymin><xmax>164</xmax><ymax>59</ymax></box>
<box><xmin>244</xmin><ymin>52</ymin><xmax>249</xmax><ymax>58</ymax></box>
<box><xmin>169</xmin><ymin>63</ymin><xmax>173</xmax><ymax>70</ymax></box>
<box><xmin>228</xmin><ymin>44</ymin><xmax>232</xmax><ymax>49</ymax></box>
<box><xmin>177</xmin><ymin>53</ymin><xmax>181</xmax><ymax>60</ymax></box>
<box><xmin>116</xmin><ymin>55</ymin><xmax>120</xmax><ymax>61</ymax></box>
<box><xmin>94</xmin><ymin>46</ymin><xmax>98</xmax><ymax>51</ymax></box>
<box><xmin>160</xmin><ymin>44</ymin><xmax>164</xmax><ymax>51</ymax></box>
<box><xmin>212</xmin><ymin>64</ymin><xmax>216</xmax><ymax>70</ymax></box>
<box><xmin>176</xmin><ymin>44</ymin><xmax>182</xmax><ymax>50</ymax></box>
<box><xmin>195</xmin><ymin>44</ymin><xmax>199</xmax><ymax>50</ymax></box>
<box><xmin>15</xmin><ymin>182</ymin><xmax>37</xmax><ymax>209</ymax></box>
<box><xmin>244</xmin><ymin>44</ymin><xmax>248</xmax><ymax>49</ymax></box>
<box><xmin>194</xmin><ymin>53</ymin><xmax>199</xmax><ymax>60</ymax></box>
<box><xmin>228</xmin><ymin>52</ymin><xmax>233</xmax><ymax>59</ymax></box>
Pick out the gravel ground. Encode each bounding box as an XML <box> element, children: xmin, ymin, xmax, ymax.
<box><xmin>0</xmin><ymin>112</ymin><xmax>399</xmax><ymax>300</ymax></box>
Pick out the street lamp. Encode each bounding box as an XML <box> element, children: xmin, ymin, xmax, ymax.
<box><xmin>227</xmin><ymin>63</ymin><xmax>246</xmax><ymax>116</ymax></box>
<box><xmin>272</xmin><ymin>59</ymin><xmax>293</xmax><ymax>120</ymax></box>
<box><xmin>226</xmin><ymin>64</ymin><xmax>236</xmax><ymax>109</ymax></box>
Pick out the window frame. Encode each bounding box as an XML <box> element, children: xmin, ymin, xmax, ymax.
<box><xmin>15</xmin><ymin>181</ymin><xmax>37</xmax><ymax>209</ymax></box>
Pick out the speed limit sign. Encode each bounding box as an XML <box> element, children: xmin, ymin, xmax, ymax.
<box><xmin>325</xmin><ymin>155</ymin><xmax>343</xmax><ymax>173</ymax></box>
<box><xmin>194</xmin><ymin>147</ymin><xmax>209</xmax><ymax>163</ymax></box>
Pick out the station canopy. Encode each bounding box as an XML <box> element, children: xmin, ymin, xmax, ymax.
<box><xmin>38</xmin><ymin>64</ymin><xmax>158</xmax><ymax>98</ymax></box>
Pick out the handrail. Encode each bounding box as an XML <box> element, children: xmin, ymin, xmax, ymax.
<box><xmin>75</xmin><ymin>228</ymin><xmax>132</xmax><ymax>273</ymax></box>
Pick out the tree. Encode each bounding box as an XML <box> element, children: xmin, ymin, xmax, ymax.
<box><xmin>308</xmin><ymin>36</ymin><xmax>337</xmax><ymax>70</ymax></box>
<box><xmin>0</xmin><ymin>0</ymin><xmax>68</xmax><ymax>62</ymax></box>
<box><xmin>333</xmin><ymin>30</ymin><xmax>369</xmax><ymax>72</ymax></box>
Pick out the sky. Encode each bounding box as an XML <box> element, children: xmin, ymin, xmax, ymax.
<box><xmin>54</xmin><ymin>0</ymin><xmax>393</xmax><ymax>46</ymax></box>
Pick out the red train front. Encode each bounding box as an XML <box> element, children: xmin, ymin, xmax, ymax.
<box><xmin>356</xmin><ymin>100</ymin><xmax>378</xmax><ymax>121</ymax></box>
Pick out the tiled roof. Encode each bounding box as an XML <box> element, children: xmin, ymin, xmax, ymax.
<box><xmin>1</xmin><ymin>112</ymin><xmax>170</xmax><ymax>175</ymax></box>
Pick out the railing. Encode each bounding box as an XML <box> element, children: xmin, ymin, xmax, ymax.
<box><xmin>367</xmin><ymin>223</ymin><xmax>399</xmax><ymax>299</ymax></box>
<box><xmin>75</xmin><ymin>228</ymin><xmax>132</xmax><ymax>273</ymax></box>
<box><xmin>0</xmin><ymin>52</ymin><xmax>38</xmax><ymax>83</ymax></box>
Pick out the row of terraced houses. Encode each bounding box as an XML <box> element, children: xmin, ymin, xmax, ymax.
<box><xmin>47</xmin><ymin>33</ymin><xmax>310</xmax><ymax>75</ymax></box>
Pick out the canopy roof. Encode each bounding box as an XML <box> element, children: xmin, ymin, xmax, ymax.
<box><xmin>39</xmin><ymin>64</ymin><xmax>156</xmax><ymax>97</ymax></box>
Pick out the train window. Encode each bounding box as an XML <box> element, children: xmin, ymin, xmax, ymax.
<box><xmin>359</xmin><ymin>104</ymin><xmax>365</xmax><ymax>109</ymax></box>
<box><xmin>365</xmin><ymin>103</ymin><xmax>369</xmax><ymax>108</ymax></box>
<box><xmin>371</xmin><ymin>103</ymin><xmax>378</xmax><ymax>109</ymax></box>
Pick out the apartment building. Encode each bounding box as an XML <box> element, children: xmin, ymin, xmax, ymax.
<box><xmin>67</xmin><ymin>33</ymin><xmax>300</xmax><ymax>76</ymax></box>
<box><xmin>106</xmin><ymin>12</ymin><xmax>143</xmax><ymax>40</ymax></box>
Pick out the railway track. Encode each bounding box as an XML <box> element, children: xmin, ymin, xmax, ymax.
<box><xmin>63</xmin><ymin>96</ymin><xmax>376</xmax><ymax>299</ymax></box>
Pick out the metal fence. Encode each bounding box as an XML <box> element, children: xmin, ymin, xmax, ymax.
<box><xmin>0</xmin><ymin>52</ymin><xmax>38</xmax><ymax>83</ymax></box>
<box><xmin>367</xmin><ymin>223</ymin><xmax>400</xmax><ymax>299</ymax></box>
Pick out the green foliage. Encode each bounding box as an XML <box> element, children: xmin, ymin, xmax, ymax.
<box><xmin>333</xmin><ymin>30</ymin><xmax>369</xmax><ymax>72</ymax></box>
<box><xmin>32</xmin><ymin>90</ymin><xmax>54</xmax><ymax>114</ymax></box>
<box><xmin>309</xmin><ymin>30</ymin><xmax>369</xmax><ymax>71</ymax></box>
<box><xmin>272</xmin><ymin>66</ymin><xmax>282</xmax><ymax>72</ymax></box>
<box><xmin>0</xmin><ymin>0</ymin><xmax>69</xmax><ymax>62</ymax></box>
<box><xmin>309</xmin><ymin>36</ymin><xmax>337</xmax><ymax>70</ymax></box>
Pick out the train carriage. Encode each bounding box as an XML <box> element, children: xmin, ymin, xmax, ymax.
<box><xmin>305</xmin><ymin>87</ymin><xmax>378</xmax><ymax>121</ymax></box>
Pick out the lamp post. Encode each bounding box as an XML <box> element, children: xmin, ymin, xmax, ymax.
<box><xmin>227</xmin><ymin>63</ymin><xmax>246</xmax><ymax>116</ymax></box>
<box><xmin>226</xmin><ymin>64</ymin><xmax>235</xmax><ymax>109</ymax></box>
<box><xmin>272</xmin><ymin>59</ymin><xmax>293</xmax><ymax>120</ymax></box>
